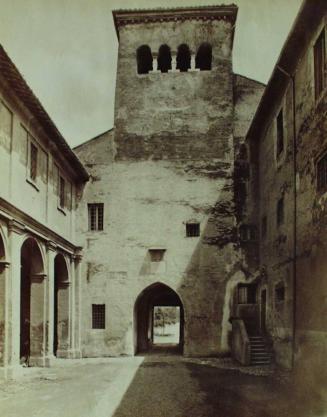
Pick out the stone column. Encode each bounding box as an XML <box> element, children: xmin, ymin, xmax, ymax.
<box><xmin>72</xmin><ymin>251</ymin><xmax>83</xmax><ymax>358</ymax></box>
<box><xmin>45</xmin><ymin>241</ymin><xmax>56</xmax><ymax>365</ymax></box>
<box><xmin>191</xmin><ymin>55</ymin><xmax>199</xmax><ymax>72</ymax></box>
<box><xmin>150</xmin><ymin>54</ymin><xmax>160</xmax><ymax>73</ymax></box>
<box><xmin>169</xmin><ymin>54</ymin><xmax>177</xmax><ymax>72</ymax></box>
<box><xmin>7</xmin><ymin>220</ymin><xmax>25</xmax><ymax>377</ymax></box>
<box><xmin>0</xmin><ymin>260</ymin><xmax>10</xmax><ymax>378</ymax></box>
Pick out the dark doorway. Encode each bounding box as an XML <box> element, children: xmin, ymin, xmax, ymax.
<box><xmin>20</xmin><ymin>238</ymin><xmax>45</xmax><ymax>364</ymax></box>
<box><xmin>261</xmin><ymin>289</ymin><xmax>267</xmax><ymax>333</ymax></box>
<box><xmin>134</xmin><ymin>283</ymin><xmax>184</xmax><ymax>354</ymax></box>
<box><xmin>53</xmin><ymin>254</ymin><xmax>69</xmax><ymax>357</ymax></box>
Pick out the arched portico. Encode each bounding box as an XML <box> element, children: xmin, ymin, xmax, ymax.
<box><xmin>134</xmin><ymin>282</ymin><xmax>184</xmax><ymax>354</ymax></box>
<box><xmin>20</xmin><ymin>237</ymin><xmax>46</xmax><ymax>364</ymax></box>
<box><xmin>53</xmin><ymin>253</ymin><xmax>70</xmax><ymax>357</ymax></box>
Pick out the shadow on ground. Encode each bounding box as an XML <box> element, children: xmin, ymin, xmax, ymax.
<box><xmin>112</xmin><ymin>355</ymin><xmax>326</xmax><ymax>417</ymax></box>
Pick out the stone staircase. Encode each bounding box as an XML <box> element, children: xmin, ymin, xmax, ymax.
<box><xmin>249</xmin><ymin>336</ymin><xmax>273</xmax><ymax>365</ymax></box>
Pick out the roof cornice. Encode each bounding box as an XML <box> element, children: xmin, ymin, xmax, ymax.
<box><xmin>113</xmin><ymin>5</ymin><xmax>238</xmax><ymax>38</ymax></box>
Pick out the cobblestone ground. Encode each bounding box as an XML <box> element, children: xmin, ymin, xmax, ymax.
<box><xmin>0</xmin><ymin>356</ymin><xmax>326</xmax><ymax>417</ymax></box>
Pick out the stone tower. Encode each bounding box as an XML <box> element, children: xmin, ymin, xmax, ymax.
<box><xmin>75</xmin><ymin>5</ymin><xmax>264</xmax><ymax>357</ymax></box>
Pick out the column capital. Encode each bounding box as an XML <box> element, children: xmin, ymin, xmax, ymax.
<box><xmin>72</xmin><ymin>247</ymin><xmax>83</xmax><ymax>262</ymax></box>
<box><xmin>46</xmin><ymin>241</ymin><xmax>57</xmax><ymax>252</ymax></box>
<box><xmin>58</xmin><ymin>281</ymin><xmax>70</xmax><ymax>289</ymax></box>
<box><xmin>8</xmin><ymin>219</ymin><xmax>25</xmax><ymax>235</ymax></box>
<box><xmin>0</xmin><ymin>260</ymin><xmax>10</xmax><ymax>270</ymax></box>
<box><xmin>30</xmin><ymin>273</ymin><xmax>47</xmax><ymax>283</ymax></box>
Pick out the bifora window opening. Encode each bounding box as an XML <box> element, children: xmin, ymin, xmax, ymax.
<box><xmin>92</xmin><ymin>304</ymin><xmax>105</xmax><ymax>329</ymax></box>
<box><xmin>157</xmin><ymin>44</ymin><xmax>172</xmax><ymax>73</ymax></box>
<box><xmin>176</xmin><ymin>44</ymin><xmax>191</xmax><ymax>72</ymax></box>
<box><xmin>137</xmin><ymin>45</ymin><xmax>153</xmax><ymax>74</ymax></box>
<box><xmin>195</xmin><ymin>43</ymin><xmax>212</xmax><ymax>70</ymax></box>
<box><xmin>30</xmin><ymin>142</ymin><xmax>38</xmax><ymax>181</ymax></box>
<box><xmin>277</xmin><ymin>196</ymin><xmax>284</xmax><ymax>226</ymax></box>
<box><xmin>276</xmin><ymin>109</ymin><xmax>284</xmax><ymax>157</ymax></box>
<box><xmin>186</xmin><ymin>222</ymin><xmax>200</xmax><ymax>237</ymax></box>
<box><xmin>314</xmin><ymin>29</ymin><xmax>326</xmax><ymax>100</ymax></box>
<box><xmin>88</xmin><ymin>203</ymin><xmax>104</xmax><ymax>231</ymax></box>
<box><xmin>59</xmin><ymin>176</ymin><xmax>65</xmax><ymax>208</ymax></box>
<box><xmin>317</xmin><ymin>153</ymin><xmax>327</xmax><ymax>192</ymax></box>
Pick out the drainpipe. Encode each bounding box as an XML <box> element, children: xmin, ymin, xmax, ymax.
<box><xmin>277</xmin><ymin>65</ymin><xmax>297</xmax><ymax>369</ymax></box>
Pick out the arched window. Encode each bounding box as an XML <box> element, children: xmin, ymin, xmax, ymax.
<box><xmin>195</xmin><ymin>43</ymin><xmax>212</xmax><ymax>70</ymax></box>
<box><xmin>157</xmin><ymin>44</ymin><xmax>172</xmax><ymax>73</ymax></box>
<box><xmin>137</xmin><ymin>45</ymin><xmax>153</xmax><ymax>74</ymax></box>
<box><xmin>176</xmin><ymin>44</ymin><xmax>191</xmax><ymax>72</ymax></box>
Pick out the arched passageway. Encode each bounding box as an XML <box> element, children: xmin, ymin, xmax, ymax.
<box><xmin>0</xmin><ymin>233</ymin><xmax>6</xmax><ymax>365</ymax></box>
<box><xmin>54</xmin><ymin>254</ymin><xmax>70</xmax><ymax>357</ymax></box>
<box><xmin>20</xmin><ymin>238</ymin><xmax>45</xmax><ymax>363</ymax></box>
<box><xmin>134</xmin><ymin>283</ymin><xmax>184</xmax><ymax>354</ymax></box>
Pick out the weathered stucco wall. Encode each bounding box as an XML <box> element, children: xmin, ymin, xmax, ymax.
<box><xmin>245</xmin><ymin>18</ymin><xmax>327</xmax><ymax>376</ymax></box>
<box><xmin>75</xmin><ymin>12</ymin><xmax>265</xmax><ymax>358</ymax></box>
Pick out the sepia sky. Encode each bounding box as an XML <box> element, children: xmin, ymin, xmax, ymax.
<box><xmin>0</xmin><ymin>0</ymin><xmax>302</xmax><ymax>147</ymax></box>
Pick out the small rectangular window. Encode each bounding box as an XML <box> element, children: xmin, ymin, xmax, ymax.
<box><xmin>88</xmin><ymin>203</ymin><xmax>104</xmax><ymax>231</ymax></box>
<box><xmin>261</xmin><ymin>216</ymin><xmax>267</xmax><ymax>239</ymax></box>
<box><xmin>149</xmin><ymin>249</ymin><xmax>165</xmax><ymax>262</ymax></box>
<box><xmin>277</xmin><ymin>196</ymin><xmax>284</xmax><ymax>226</ymax></box>
<box><xmin>314</xmin><ymin>29</ymin><xmax>326</xmax><ymax>100</ymax></box>
<box><xmin>238</xmin><ymin>284</ymin><xmax>257</xmax><ymax>304</ymax></box>
<box><xmin>92</xmin><ymin>304</ymin><xmax>105</xmax><ymax>329</ymax></box>
<box><xmin>317</xmin><ymin>154</ymin><xmax>327</xmax><ymax>192</ymax></box>
<box><xmin>276</xmin><ymin>110</ymin><xmax>284</xmax><ymax>157</ymax></box>
<box><xmin>30</xmin><ymin>142</ymin><xmax>38</xmax><ymax>181</ymax></box>
<box><xmin>186</xmin><ymin>223</ymin><xmax>200</xmax><ymax>237</ymax></box>
<box><xmin>59</xmin><ymin>176</ymin><xmax>65</xmax><ymax>208</ymax></box>
<box><xmin>275</xmin><ymin>284</ymin><xmax>285</xmax><ymax>304</ymax></box>
<box><xmin>239</xmin><ymin>225</ymin><xmax>257</xmax><ymax>242</ymax></box>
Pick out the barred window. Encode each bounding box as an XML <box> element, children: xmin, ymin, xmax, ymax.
<box><xmin>88</xmin><ymin>203</ymin><xmax>104</xmax><ymax>231</ymax></box>
<box><xmin>30</xmin><ymin>142</ymin><xmax>38</xmax><ymax>181</ymax></box>
<box><xmin>59</xmin><ymin>176</ymin><xmax>65</xmax><ymax>208</ymax></box>
<box><xmin>92</xmin><ymin>304</ymin><xmax>105</xmax><ymax>329</ymax></box>
<box><xmin>276</xmin><ymin>110</ymin><xmax>284</xmax><ymax>157</ymax></box>
<box><xmin>314</xmin><ymin>29</ymin><xmax>326</xmax><ymax>100</ymax></box>
<box><xmin>186</xmin><ymin>223</ymin><xmax>200</xmax><ymax>237</ymax></box>
<box><xmin>317</xmin><ymin>154</ymin><xmax>327</xmax><ymax>192</ymax></box>
<box><xmin>239</xmin><ymin>224</ymin><xmax>257</xmax><ymax>242</ymax></box>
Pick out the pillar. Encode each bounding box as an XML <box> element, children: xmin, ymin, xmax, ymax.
<box><xmin>169</xmin><ymin>54</ymin><xmax>177</xmax><ymax>72</ymax></box>
<box><xmin>7</xmin><ymin>220</ymin><xmax>25</xmax><ymax>377</ymax></box>
<box><xmin>72</xmin><ymin>251</ymin><xmax>83</xmax><ymax>358</ymax></box>
<box><xmin>45</xmin><ymin>241</ymin><xmax>56</xmax><ymax>365</ymax></box>
<box><xmin>191</xmin><ymin>55</ymin><xmax>199</xmax><ymax>71</ymax></box>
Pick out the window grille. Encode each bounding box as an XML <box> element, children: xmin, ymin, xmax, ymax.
<box><xmin>317</xmin><ymin>154</ymin><xmax>327</xmax><ymax>192</ymax></box>
<box><xmin>276</xmin><ymin>110</ymin><xmax>284</xmax><ymax>157</ymax></box>
<box><xmin>59</xmin><ymin>176</ymin><xmax>65</xmax><ymax>208</ymax></box>
<box><xmin>239</xmin><ymin>225</ymin><xmax>257</xmax><ymax>242</ymax></box>
<box><xmin>92</xmin><ymin>304</ymin><xmax>105</xmax><ymax>329</ymax></box>
<box><xmin>314</xmin><ymin>29</ymin><xmax>326</xmax><ymax>100</ymax></box>
<box><xmin>30</xmin><ymin>142</ymin><xmax>38</xmax><ymax>181</ymax></box>
<box><xmin>88</xmin><ymin>203</ymin><xmax>104</xmax><ymax>231</ymax></box>
<box><xmin>186</xmin><ymin>223</ymin><xmax>200</xmax><ymax>237</ymax></box>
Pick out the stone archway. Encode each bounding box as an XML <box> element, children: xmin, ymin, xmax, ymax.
<box><xmin>0</xmin><ymin>232</ymin><xmax>7</xmax><ymax>366</ymax></box>
<box><xmin>20</xmin><ymin>237</ymin><xmax>45</xmax><ymax>364</ymax></box>
<box><xmin>134</xmin><ymin>283</ymin><xmax>184</xmax><ymax>354</ymax></box>
<box><xmin>53</xmin><ymin>254</ymin><xmax>70</xmax><ymax>357</ymax></box>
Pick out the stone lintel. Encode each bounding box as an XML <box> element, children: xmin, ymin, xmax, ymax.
<box><xmin>8</xmin><ymin>219</ymin><xmax>26</xmax><ymax>235</ymax></box>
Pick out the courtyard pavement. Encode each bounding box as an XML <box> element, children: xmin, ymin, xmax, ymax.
<box><xmin>0</xmin><ymin>356</ymin><xmax>326</xmax><ymax>417</ymax></box>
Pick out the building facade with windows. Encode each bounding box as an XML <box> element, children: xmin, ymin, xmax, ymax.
<box><xmin>74</xmin><ymin>5</ymin><xmax>264</xmax><ymax>358</ymax></box>
<box><xmin>0</xmin><ymin>45</ymin><xmax>88</xmax><ymax>377</ymax></box>
<box><xmin>233</xmin><ymin>0</ymin><xmax>326</xmax><ymax>385</ymax></box>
